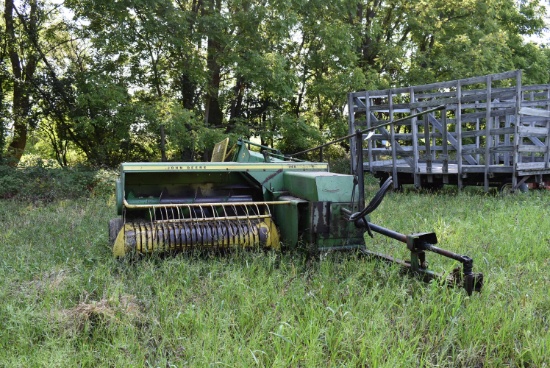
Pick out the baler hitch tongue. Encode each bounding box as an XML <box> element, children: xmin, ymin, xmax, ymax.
<box><xmin>354</xmin><ymin>220</ymin><xmax>483</xmax><ymax>295</ymax></box>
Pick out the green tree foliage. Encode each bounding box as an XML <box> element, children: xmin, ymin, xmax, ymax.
<box><xmin>404</xmin><ymin>0</ymin><xmax>549</xmax><ymax>84</ymax></box>
<box><xmin>1</xmin><ymin>0</ymin><xmax>548</xmax><ymax>166</ymax></box>
<box><xmin>290</xmin><ymin>0</ymin><xmax>366</xmax><ymax>142</ymax></box>
<box><xmin>67</xmin><ymin>67</ymin><xmax>157</xmax><ymax>166</ymax></box>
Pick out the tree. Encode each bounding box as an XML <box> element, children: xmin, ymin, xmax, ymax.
<box><xmin>345</xmin><ymin>0</ymin><xmax>414</xmax><ymax>88</ymax></box>
<box><xmin>342</xmin><ymin>0</ymin><xmax>548</xmax><ymax>87</ymax></box>
<box><xmin>291</xmin><ymin>0</ymin><xmax>365</xmax><ymax>139</ymax></box>
<box><xmin>400</xmin><ymin>0</ymin><xmax>548</xmax><ymax>84</ymax></box>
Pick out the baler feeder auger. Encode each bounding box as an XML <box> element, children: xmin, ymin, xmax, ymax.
<box><xmin>110</xmin><ymin>138</ymin><xmax>483</xmax><ymax>295</ymax></box>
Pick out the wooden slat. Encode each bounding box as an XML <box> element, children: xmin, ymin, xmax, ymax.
<box><xmin>516</xmin><ymin>162</ymin><xmax>547</xmax><ymax>170</ymax></box>
<box><xmin>489</xmin><ymin>127</ymin><xmax>515</xmax><ymax>136</ymax></box>
<box><xmin>524</xmin><ymin>135</ymin><xmax>545</xmax><ymax>147</ymax></box>
<box><xmin>460</xmin><ymin>108</ymin><xmax>516</xmax><ymax>122</ymax></box>
<box><xmin>517</xmin><ymin>145</ymin><xmax>548</xmax><ymax>153</ymax></box>
<box><xmin>521</xmin><ymin>116</ymin><xmax>550</xmax><ymax>124</ymax></box>
<box><xmin>349</xmin><ymin>71</ymin><xmax>519</xmax><ymax>102</ymax></box>
<box><xmin>490</xmin><ymin>146</ymin><xmax>514</xmax><ymax>153</ymax></box>
<box><xmin>369</xmin><ymin>113</ymin><xmax>415</xmax><ymax>169</ymax></box>
<box><xmin>428</xmin><ymin>114</ymin><xmax>477</xmax><ymax>165</ymax></box>
<box><xmin>517</xmin><ymin>126</ymin><xmax>549</xmax><ymax>136</ymax></box>
<box><xmin>461</xmin><ymin>130</ymin><xmax>487</xmax><ymax>138</ymax></box>
<box><xmin>519</xmin><ymin>107</ymin><xmax>550</xmax><ymax>118</ymax></box>
<box><xmin>521</xmin><ymin>100</ymin><xmax>550</xmax><ymax>107</ymax></box>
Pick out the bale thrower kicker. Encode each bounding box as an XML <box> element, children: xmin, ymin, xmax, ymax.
<box><xmin>110</xmin><ymin>139</ymin><xmax>483</xmax><ymax>295</ymax></box>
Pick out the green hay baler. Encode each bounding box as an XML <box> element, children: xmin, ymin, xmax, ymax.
<box><xmin>110</xmin><ymin>139</ymin><xmax>483</xmax><ymax>295</ymax></box>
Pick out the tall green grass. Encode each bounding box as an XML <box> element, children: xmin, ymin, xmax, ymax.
<box><xmin>0</xmin><ymin>187</ymin><xmax>548</xmax><ymax>367</ymax></box>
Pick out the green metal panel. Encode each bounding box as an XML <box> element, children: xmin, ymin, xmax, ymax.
<box><xmin>116</xmin><ymin>179</ymin><xmax>124</xmax><ymax>215</ymax></box>
<box><xmin>235</xmin><ymin>146</ymin><xmax>265</xmax><ymax>162</ymax></box>
<box><xmin>283</xmin><ymin>171</ymin><xmax>355</xmax><ymax>202</ymax></box>
<box><xmin>309</xmin><ymin>202</ymin><xmax>365</xmax><ymax>249</ymax></box>
<box><xmin>272</xmin><ymin>196</ymin><xmax>308</xmax><ymax>249</ymax></box>
<box><xmin>232</xmin><ymin>138</ymin><xmax>285</xmax><ymax>163</ymax></box>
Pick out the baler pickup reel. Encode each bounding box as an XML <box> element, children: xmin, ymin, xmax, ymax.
<box><xmin>113</xmin><ymin>200</ymin><xmax>281</xmax><ymax>256</ymax></box>
<box><xmin>343</xmin><ymin>177</ymin><xmax>483</xmax><ymax>296</ymax></box>
<box><xmin>110</xmin><ymin>137</ymin><xmax>483</xmax><ymax>296</ymax></box>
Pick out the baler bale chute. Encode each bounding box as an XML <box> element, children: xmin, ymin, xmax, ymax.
<box><xmin>110</xmin><ymin>138</ymin><xmax>483</xmax><ymax>295</ymax></box>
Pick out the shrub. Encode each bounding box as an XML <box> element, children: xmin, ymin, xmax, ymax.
<box><xmin>0</xmin><ymin>163</ymin><xmax>116</xmax><ymax>202</ymax></box>
<box><xmin>0</xmin><ymin>166</ymin><xmax>25</xmax><ymax>199</ymax></box>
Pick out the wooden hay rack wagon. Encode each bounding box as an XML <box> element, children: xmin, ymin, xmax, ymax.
<box><xmin>348</xmin><ymin>70</ymin><xmax>550</xmax><ymax>192</ymax></box>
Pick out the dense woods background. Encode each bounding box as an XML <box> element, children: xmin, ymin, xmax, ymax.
<box><xmin>1</xmin><ymin>0</ymin><xmax>549</xmax><ymax>167</ymax></box>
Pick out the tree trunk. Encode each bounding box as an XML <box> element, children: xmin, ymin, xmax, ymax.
<box><xmin>204</xmin><ymin>0</ymin><xmax>223</xmax><ymax>127</ymax></box>
<box><xmin>205</xmin><ymin>36</ymin><xmax>223</xmax><ymax>126</ymax></box>
<box><xmin>4</xmin><ymin>0</ymin><xmax>39</xmax><ymax>166</ymax></box>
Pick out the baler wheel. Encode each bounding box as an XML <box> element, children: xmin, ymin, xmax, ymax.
<box><xmin>109</xmin><ymin>218</ymin><xmax>124</xmax><ymax>246</ymax></box>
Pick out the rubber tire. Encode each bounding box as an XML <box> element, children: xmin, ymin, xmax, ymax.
<box><xmin>518</xmin><ymin>183</ymin><xmax>529</xmax><ymax>193</ymax></box>
<box><xmin>109</xmin><ymin>218</ymin><xmax>124</xmax><ymax>246</ymax></box>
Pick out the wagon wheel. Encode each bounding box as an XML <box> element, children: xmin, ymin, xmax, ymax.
<box><xmin>499</xmin><ymin>180</ymin><xmax>528</xmax><ymax>195</ymax></box>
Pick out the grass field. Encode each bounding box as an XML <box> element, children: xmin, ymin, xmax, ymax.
<box><xmin>0</xmin><ymin>183</ymin><xmax>549</xmax><ymax>367</ymax></box>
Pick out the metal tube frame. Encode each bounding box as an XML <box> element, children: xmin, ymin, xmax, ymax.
<box><xmin>364</xmin><ymin>221</ymin><xmax>483</xmax><ymax>295</ymax></box>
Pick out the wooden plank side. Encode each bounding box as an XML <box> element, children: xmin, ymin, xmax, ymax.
<box><xmin>519</xmin><ymin>107</ymin><xmax>550</xmax><ymax>118</ymax></box>
<box><xmin>348</xmin><ymin>92</ymin><xmax>357</xmax><ymax>173</ymax></box>
<box><xmin>517</xmin><ymin>145</ymin><xmax>548</xmax><ymax>153</ymax></box>
<box><xmin>521</xmin><ymin>100</ymin><xmax>550</xmax><ymax>107</ymax></box>
<box><xmin>516</xmin><ymin>162</ymin><xmax>548</xmax><ymax>170</ymax></box>
<box><xmin>517</xmin><ymin>126</ymin><xmax>549</xmax><ymax>136</ymax></box>
<box><xmin>460</xmin><ymin>102</ymin><xmax>517</xmax><ymax>109</ymax></box>
<box><xmin>415</xmin><ymin>86</ymin><xmax>516</xmax><ymax>100</ymax></box>
<box><xmin>365</xmin><ymin>91</ymin><xmax>373</xmax><ymax>172</ymax></box>
<box><xmin>460</xmin><ymin>108</ymin><xmax>516</xmax><ymax>121</ymax></box>
<box><xmin>370</xmin><ymin>113</ymin><xmax>416</xmax><ymax>169</ymax></box>
<box><xmin>460</xmin><ymin>130</ymin><xmax>487</xmax><ymax>138</ymax></box>
<box><xmin>350</xmin><ymin>71</ymin><xmax>519</xmax><ymax>100</ymax></box>
<box><xmin>521</xmin><ymin>116</ymin><xmax>550</xmax><ymax>124</ymax></box>
<box><xmin>489</xmin><ymin>127</ymin><xmax>516</xmax><ymax>135</ymax></box>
